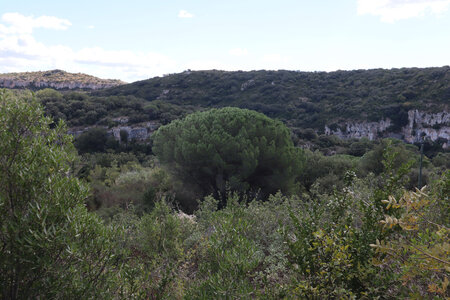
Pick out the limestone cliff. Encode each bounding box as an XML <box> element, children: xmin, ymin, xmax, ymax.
<box><xmin>111</xmin><ymin>121</ymin><xmax>160</xmax><ymax>141</ymax></box>
<box><xmin>325</xmin><ymin>110</ymin><xmax>449</xmax><ymax>148</ymax></box>
<box><xmin>68</xmin><ymin>121</ymin><xmax>160</xmax><ymax>142</ymax></box>
<box><xmin>325</xmin><ymin>119</ymin><xmax>392</xmax><ymax>141</ymax></box>
<box><xmin>403</xmin><ymin>110</ymin><xmax>450</xmax><ymax>146</ymax></box>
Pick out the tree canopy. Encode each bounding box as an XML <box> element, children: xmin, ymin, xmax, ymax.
<box><xmin>152</xmin><ymin>107</ymin><xmax>304</xmax><ymax>207</ymax></box>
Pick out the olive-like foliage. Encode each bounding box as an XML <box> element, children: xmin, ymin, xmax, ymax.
<box><xmin>152</xmin><ymin>107</ymin><xmax>304</xmax><ymax>206</ymax></box>
<box><xmin>0</xmin><ymin>91</ymin><xmax>121</xmax><ymax>298</ymax></box>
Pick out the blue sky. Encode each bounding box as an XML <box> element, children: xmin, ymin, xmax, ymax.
<box><xmin>1</xmin><ymin>0</ymin><xmax>449</xmax><ymax>82</ymax></box>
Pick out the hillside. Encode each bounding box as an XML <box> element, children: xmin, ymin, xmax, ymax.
<box><xmin>23</xmin><ymin>67</ymin><xmax>449</xmax><ymax>151</ymax></box>
<box><xmin>0</xmin><ymin>69</ymin><xmax>126</xmax><ymax>90</ymax></box>
<box><xmin>94</xmin><ymin>67</ymin><xmax>449</xmax><ymax>147</ymax></box>
<box><xmin>98</xmin><ymin>67</ymin><xmax>449</xmax><ymax>126</ymax></box>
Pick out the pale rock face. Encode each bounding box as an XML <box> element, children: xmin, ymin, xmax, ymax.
<box><xmin>0</xmin><ymin>79</ymin><xmax>28</xmax><ymax>88</ymax></box>
<box><xmin>241</xmin><ymin>79</ymin><xmax>255</xmax><ymax>91</ymax></box>
<box><xmin>325</xmin><ymin>119</ymin><xmax>391</xmax><ymax>141</ymax></box>
<box><xmin>157</xmin><ymin>89</ymin><xmax>170</xmax><ymax>99</ymax></box>
<box><xmin>112</xmin><ymin>117</ymin><xmax>129</xmax><ymax>124</ymax></box>
<box><xmin>112</xmin><ymin>121</ymin><xmax>161</xmax><ymax>142</ymax></box>
<box><xmin>112</xmin><ymin>127</ymin><xmax>147</xmax><ymax>141</ymax></box>
<box><xmin>0</xmin><ymin>78</ymin><xmax>121</xmax><ymax>90</ymax></box>
<box><xmin>325</xmin><ymin>109</ymin><xmax>449</xmax><ymax>148</ymax></box>
<box><xmin>402</xmin><ymin>110</ymin><xmax>450</xmax><ymax>148</ymax></box>
<box><xmin>68</xmin><ymin>121</ymin><xmax>161</xmax><ymax>142</ymax></box>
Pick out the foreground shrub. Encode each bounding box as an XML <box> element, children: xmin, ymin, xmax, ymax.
<box><xmin>372</xmin><ymin>179</ymin><xmax>450</xmax><ymax>298</ymax></box>
<box><xmin>0</xmin><ymin>91</ymin><xmax>124</xmax><ymax>299</ymax></box>
<box><xmin>185</xmin><ymin>193</ymin><xmax>298</xmax><ymax>298</ymax></box>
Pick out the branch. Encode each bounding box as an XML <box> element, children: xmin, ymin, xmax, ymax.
<box><xmin>406</xmin><ymin>240</ymin><xmax>450</xmax><ymax>266</ymax></box>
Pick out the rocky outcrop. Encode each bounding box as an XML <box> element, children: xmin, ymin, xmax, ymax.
<box><xmin>325</xmin><ymin>119</ymin><xmax>391</xmax><ymax>141</ymax></box>
<box><xmin>241</xmin><ymin>79</ymin><xmax>255</xmax><ymax>91</ymax></box>
<box><xmin>157</xmin><ymin>89</ymin><xmax>170</xmax><ymax>100</ymax></box>
<box><xmin>0</xmin><ymin>79</ymin><xmax>123</xmax><ymax>90</ymax></box>
<box><xmin>403</xmin><ymin>110</ymin><xmax>450</xmax><ymax>147</ymax></box>
<box><xmin>0</xmin><ymin>70</ymin><xmax>125</xmax><ymax>90</ymax></box>
<box><xmin>112</xmin><ymin>121</ymin><xmax>160</xmax><ymax>141</ymax></box>
<box><xmin>68</xmin><ymin>121</ymin><xmax>160</xmax><ymax>142</ymax></box>
<box><xmin>111</xmin><ymin>117</ymin><xmax>130</xmax><ymax>124</ymax></box>
<box><xmin>325</xmin><ymin>109</ymin><xmax>449</xmax><ymax>148</ymax></box>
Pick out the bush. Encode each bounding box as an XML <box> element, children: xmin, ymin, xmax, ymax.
<box><xmin>0</xmin><ymin>90</ymin><xmax>125</xmax><ymax>298</ymax></box>
<box><xmin>189</xmin><ymin>200</ymin><xmax>263</xmax><ymax>298</ymax></box>
<box><xmin>187</xmin><ymin>193</ymin><xmax>296</xmax><ymax>298</ymax></box>
<box><xmin>371</xmin><ymin>176</ymin><xmax>450</xmax><ymax>298</ymax></box>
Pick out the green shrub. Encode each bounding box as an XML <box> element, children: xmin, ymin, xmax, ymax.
<box><xmin>188</xmin><ymin>195</ymin><xmax>263</xmax><ymax>298</ymax></box>
<box><xmin>0</xmin><ymin>90</ymin><xmax>125</xmax><ymax>299</ymax></box>
<box><xmin>371</xmin><ymin>176</ymin><xmax>450</xmax><ymax>298</ymax></box>
<box><xmin>137</xmin><ymin>201</ymin><xmax>185</xmax><ymax>261</ymax></box>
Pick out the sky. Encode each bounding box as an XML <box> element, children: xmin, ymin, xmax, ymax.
<box><xmin>0</xmin><ymin>0</ymin><xmax>449</xmax><ymax>82</ymax></box>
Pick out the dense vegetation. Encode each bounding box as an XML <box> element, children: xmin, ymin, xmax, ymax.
<box><xmin>96</xmin><ymin>67</ymin><xmax>449</xmax><ymax>129</ymax></box>
<box><xmin>153</xmin><ymin>107</ymin><xmax>303</xmax><ymax>210</ymax></box>
<box><xmin>6</xmin><ymin>68</ymin><xmax>447</xmax><ymax>128</ymax></box>
<box><xmin>0</xmin><ymin>91</ymin><xmax>123</xmax><ymax>298</ymax></box>
<box><xmin>0</xmin><ymin>68</ymin><xmax>436</xmax><ymax>167</ymax></box>
<box><xmin>20</xmin><ymin>67</ymin><xmax>448</xmax><ymax>158</ymax></box>
<box><xmin>34</xmin><ymin>87</ymin><xmax>195</xmax><ymax>127</ymax></box>
<box><xmin>1</xmin><ymin>90</ymin><xmax>448</xmax><ymax>299</ymax></box>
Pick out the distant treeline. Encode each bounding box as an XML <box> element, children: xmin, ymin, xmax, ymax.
<box><xmin>5</xmin><ymin>67</ymin><xmax>447</xmax><ymax>158</ymax></box>
<box><xmin>25</xmin><ymin>67</ymin><xmax>449</xmax><ymax>131</ymax></box>
<box><xmin>96</xmin><ymin>67</ymin><xmax>449</xmax><ymax>129</ymax></box>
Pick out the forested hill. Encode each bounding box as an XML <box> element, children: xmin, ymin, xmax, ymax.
<box><xmin>0</xmin><ymin>69</ymin><xmax>126</xmax><ymax>90</ymax></box>
<box><xmin>97</xmin><ymin>67</ymin><xmax>449</xmax><ymax>129</ymax></box>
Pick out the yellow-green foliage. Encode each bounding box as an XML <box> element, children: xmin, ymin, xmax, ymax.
<box><xmin>287</xmin><ymin>227</ymin><xmax>355</xmax><ymax>298</ymax></box>
<box><xmin>372</xmin><ymin>182</ymin><xmax>449</xmax><ymax>298</ymax></box>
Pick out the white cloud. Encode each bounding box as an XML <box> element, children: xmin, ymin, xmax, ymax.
<box><xmin>0</xmin><ymin>12</ymin><xmax>71</xmax><ymax>34</ymax></box>
<box><xmin>178</xmin><ymin>10</ymin><xmax>194</xmax><ymax>18</ymax></box>
<box><xmin>0</xmin><ymin>12</ymin><xmax>178</xmax><ymax>82</ymax></box>
<box><xmin>357</xmin><ymin>0</ymin><xmax>450</xmax><ymax>22</ymax></box>
<box><xmin>87</xmin><ymin>25</ymin><xmax>95</xmax><ymax>29</ymax></box>
<box><xmin>229</xmin><ymin>48</ymin><xmax>248</xmax><ymax>56</ymax></box>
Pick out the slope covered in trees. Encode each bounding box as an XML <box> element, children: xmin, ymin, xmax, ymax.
<box><xmin>2</xmin><ymin>67</ymin><xmax>444</xmax><ymax>154</ymax></box>
<box><xmin>97</xmin><ymin>67</ymin><xmax>449</xmax><ymax>129</ymax></box>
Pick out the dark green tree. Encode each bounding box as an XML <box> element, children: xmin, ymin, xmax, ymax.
<box><xmin>152</xmin><ymin>107</ymin><xmax>304</xmax><ymax>207</ymax></box>
<box><xmin>74</xmin><ymin>127</ymin><xmax>115</xmax><ymax>153</ymax></box>
<box><xmin>120</xmin><ymin>129</ymin><xmax>129</xmax><ymax>144</ymax></box>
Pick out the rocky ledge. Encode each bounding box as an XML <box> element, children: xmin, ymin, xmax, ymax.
<box><xmin>0</xmin><ymin>69</ymin><xmax>125</xmax><ymax>90</ymax></box>
<box><xmin>325</xmin><ymin>110</ymin><xmax>450</xmax><ymax>148</ymax></box>
<box><xmin>68</xmin><ymin>121</ymin><xmax>161</xmax><ymax>142</ymax></box>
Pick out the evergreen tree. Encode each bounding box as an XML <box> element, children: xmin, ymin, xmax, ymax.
<box><xmin>152</xmin><ymin>107</ymin><xmax>304</xmax><ymax>207</ymax></box>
